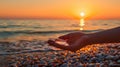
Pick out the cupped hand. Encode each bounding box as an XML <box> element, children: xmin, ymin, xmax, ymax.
<box><xmin>47</xmin><ymin>32</ymin><xmax>90</xmax><ymax>52</ymax></box>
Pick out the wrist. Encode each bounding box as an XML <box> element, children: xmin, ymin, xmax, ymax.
<box><xmin>84</xmin><ymin>34</ymin><xmax>94</xmax><ymax>45</ymax></box>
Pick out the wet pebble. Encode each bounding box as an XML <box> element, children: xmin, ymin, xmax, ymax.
<box><xmin>6</xmin><ymin>43</ymin><xmax>120</xmax><ymax>67</ymax></box>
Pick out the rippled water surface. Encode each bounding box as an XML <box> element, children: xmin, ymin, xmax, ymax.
<box><xmin>0</xmin><ymin>19</ymin><xmax>119</xmax><ymax>41</ymax></box>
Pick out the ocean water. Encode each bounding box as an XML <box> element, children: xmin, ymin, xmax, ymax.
<box><xmin>0</xmin><ymin>19</ymin><xmax>119</xmax><ymax>41</ymax></box>
<box><xmin>0</xmin><ymin>19</ymin><xmax>120</xmax><ymax>54</ymax></box>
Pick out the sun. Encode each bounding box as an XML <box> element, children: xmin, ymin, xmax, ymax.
<box><xmin>80</xmin><ymin>12</ymin><xmax>85</xmax><ymax>17</ymax></box>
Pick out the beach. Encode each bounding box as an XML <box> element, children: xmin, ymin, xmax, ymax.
<box><xmin>0</xmin><ymin>40</ymin><xmax>119</xmax><ymax>67</ymax></box>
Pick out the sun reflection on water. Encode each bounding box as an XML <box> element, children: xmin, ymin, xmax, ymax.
<box><xmin>79</xmin><ymin>18</ymin><xmax>85</xmax><ymax>30</ymax></box>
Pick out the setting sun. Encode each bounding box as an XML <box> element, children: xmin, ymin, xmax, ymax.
<box><xmin>80</xmin><ymin>12</ymin><xmax>85</xmax><ymax>17</ymax></box>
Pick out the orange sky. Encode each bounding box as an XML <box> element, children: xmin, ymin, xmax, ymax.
<box><xmin>0</xmin><ymin>0</ymin><xmax>120</xmax><ymax>19</ymax></box>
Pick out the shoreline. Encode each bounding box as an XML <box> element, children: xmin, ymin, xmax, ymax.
<box><xmin>0</xmin><ymin>40</ymin><xmax>119</xmax><ymax>67</ymax></box>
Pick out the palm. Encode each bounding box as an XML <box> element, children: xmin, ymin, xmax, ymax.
<box><xmin>47</xmin><ymin>32</ymin><xmax>87</xmax><ymax>52</ymax></box>
<box><xmin>59</xmin><ymin>32</ymin><xmax>85</xmax><ymax>45</ymax></box>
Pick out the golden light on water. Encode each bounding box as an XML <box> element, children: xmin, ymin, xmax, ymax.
<box><xmin>79</xmin><ymin>12</ymin><xmax>85</xmax><ymax>30</ymax></box>
<box><xmin>79</xmin><ymin>19</ymin><xmax>85</xmax><ymax>26</ymax></box>
<box><xmin>79</xmin><ymin>19</ymin><xmax>85</xmax><ymax>30</ymax></box>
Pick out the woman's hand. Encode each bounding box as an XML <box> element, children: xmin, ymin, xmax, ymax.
<box><xmin>47</xmin><ymin>32</ymin><xmax>90</xmax><ymax>52</ymax></box>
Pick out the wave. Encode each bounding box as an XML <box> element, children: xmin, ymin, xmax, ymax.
<box><xmin>0</xmin><ymin>25</ymin><xmax>22</xmax><ymax>28</ymax></box>
<box><xmin>0</xmin><ymin>29</ymin><xmax>103</xmax><ymax>35</ymax></box>
<box><xmin>0</xmin><ymin>30</ymin><xmax>77</xmax><ymax>35</ymax></box>
<box><xmin>0</xmin><ymin>25</ymin><xmax>45</xmax><ymax>29</ymax></box>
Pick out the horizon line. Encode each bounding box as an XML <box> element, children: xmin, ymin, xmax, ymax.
<box><xmin>0</xmin><ymin>17</ymin><xmax>120</xmax><ymax>20</ymax></box>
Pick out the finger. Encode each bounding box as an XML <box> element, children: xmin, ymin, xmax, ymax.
<box><xmin>58</xmin><ymin>35</ymin><xmax>69</xmax><ymax>40</ymax></box>
<box><xmin>47</xmin><ymin>40</ymin><xmax>63</xmax><ymax>47</ymax></box>
<box><xmin>47</xmin><ymin>40</ymin><xmax>56</xmax><ymax>46</ymax></box>
<box><xmin>47</xmin><ymin>40</ymin><xmax>70</xmax><ymax>49</ymax></box>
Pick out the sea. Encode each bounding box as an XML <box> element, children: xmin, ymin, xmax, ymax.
<box><xmin>0</xmin><ymin>19</ymin><xmax>120</xmax><ymax>54</ymax></box>
<box><xmin>0</xmin><ymin>19</ymin><xmax>119</xmax><ymax>42</ymax></box>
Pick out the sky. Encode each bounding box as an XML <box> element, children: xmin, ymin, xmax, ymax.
<box><xmin>0</xmin><ymin>0</ymin><xmax>120</xmax><ymax>19</ymax></box>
